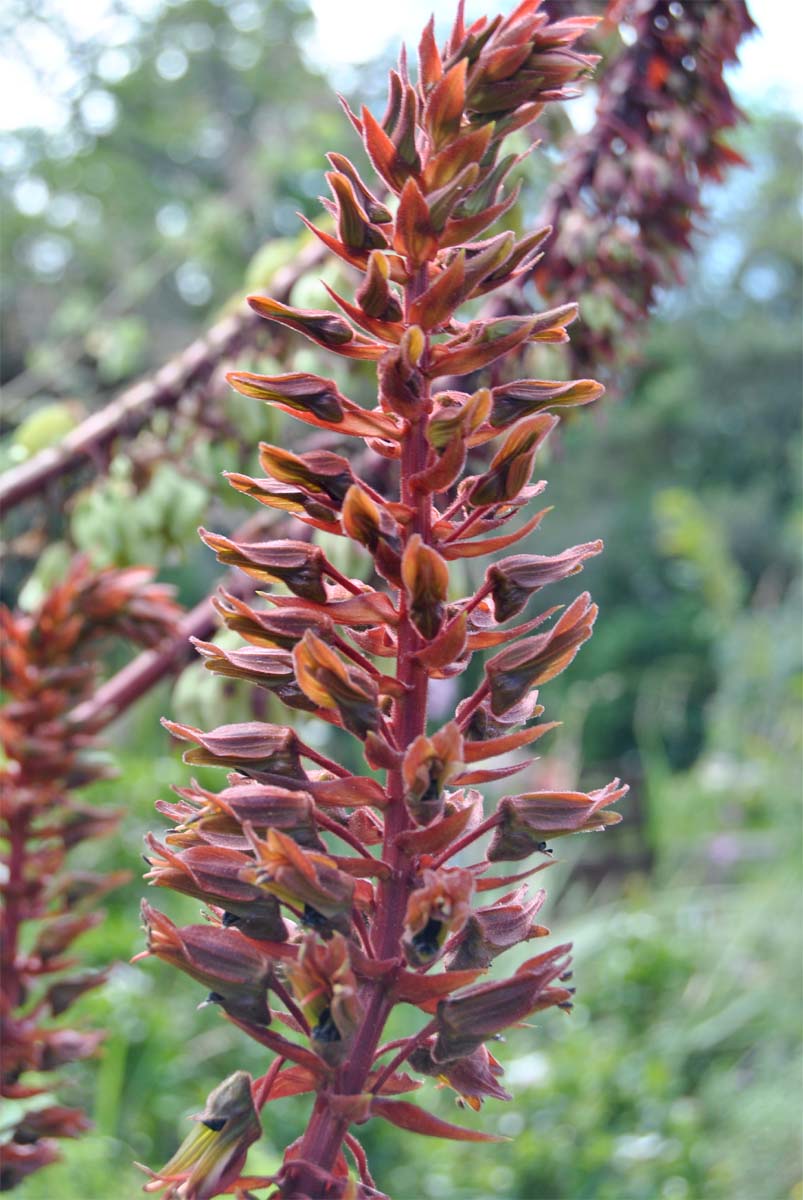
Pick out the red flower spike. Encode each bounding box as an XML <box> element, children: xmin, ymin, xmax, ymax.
<box><xmin>1</xmin><ymin>560</ymin><xmax>180</xmax><ymax>1186</ymax></box>
<box><xmin>141</xmin><ymin>4</ymin><xmax>632</xmax><ymax>1193</ymax></box>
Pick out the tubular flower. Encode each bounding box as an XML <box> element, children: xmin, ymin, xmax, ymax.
<box><xmin>240</xmin><ymin>827</ymin><xmax>358</xmax><ymax>935</ymax></box>
<box><xmin>485</xmin><ymin>541</ymin><xmax>603</xmax><ymax>622</ymax></box>
<box><xmin>161</xmin><ymin>720</ymin><xmax>306</xmax><ymax>783</ymax></box>
<box><xmin>447</xmin><ymin>885</ymin><xmax>549</xmax><ymax>970</ymax></box>
<box><xmin>487</xmin><ymin>778</ymin><xmax>628</xmax><ymax>861</ymax></box>
<box><xmin>143</xmin><ymin>839</ymin><xmax>289</xmax><ymax>942</ymax></box>
<box><xmin>293</xmin><ymin>632</ymin><xmax>381</xmax><ymax>739</ymax></box>
<box><xmin>138</xmin><ymin>902</ymin><xmax>283</xmax><ymax>1025</ymax></box>
<box><xmin>402</xmin><ymin>867</ymin><xmax>475</xmax><ymax>967</ymax></box>
<box><xmin>409</xmin><ymin>1043</ymin><xmax>512</xmax><ymax>1110</ymax></box>
<box><xmin>485</xmin><ymin>592</ymin><xmax>598</xmax><ymax>715</ymax></box>
<box><xmin>138</xmin><ymin>1071</ymin><xmax>261</xmax><ymax>1200</ymax></box>
<box><xmin>433</xmin><ymin>945</ymin><xmax>573</xmax><ymax>1063</ymax></box>
<box><xmin>402</xmin><ymin>722</ymin><xmax>465</xmax><ymax>826</ymax></box>
<box><xmin>286</xmin><ymin>934</ymin><xmax>363</xmax><ymax>1066</ymax></box>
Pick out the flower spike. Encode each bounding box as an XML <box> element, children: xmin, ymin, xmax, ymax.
<box><xmin>141</xmin><ymin>5</ymin><xmax>631</xmax><ymax>1195</ymax></box>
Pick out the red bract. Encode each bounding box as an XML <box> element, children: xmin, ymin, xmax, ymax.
<box><xmin>143</xmin><ymin>5</ymin><xmax>628</xmax><ymax>1196</ymax></box>
<box><xmin>0</xmin><ymin>559</ymin><xmax>180</xmax><ymax>1187</ymax></box>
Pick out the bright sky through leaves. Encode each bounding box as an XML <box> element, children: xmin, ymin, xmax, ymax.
<box><xmin>0</xmin><ymin>0</ymin><xmax>801</xmax><ymax>136</ymax></box>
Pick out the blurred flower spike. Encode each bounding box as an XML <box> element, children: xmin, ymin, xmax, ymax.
<box><xmin>0</xmin><ymin>560</ymin><xmax>180</xmax><ymax>1187</ymax></box>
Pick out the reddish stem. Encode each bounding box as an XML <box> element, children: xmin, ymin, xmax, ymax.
<box><xmin>1</xmin><ymin>814</ymin><xmax>28</xmax><ymax>1011</ymax></box>
<box><xmin>323</xmin><ymin>563</ymin><xmax>363</xmax><ymax>596</ymax></box>
<box><xmin>314</xmin><ymin>810</ymin><xmax>387</xmax><ymax>868</ymax></box>
<box><xmin>270</xmin><ymin>979</ymin><xmax>310</xmax><ymax>1035</ymax></box>
<box><xmin>344</xmin><ymin>1131</ymin><xmax>376</xmax><ymax>1188</ymax></box>
<box><xmin>443</xmin><ymin>503</ymin><xmax>493</xmax><ymax>544</ymax></box>
<box><xmin>296</xmin><ymin>741</ymin><xmax>351</xmax><ymax>778</ymax></box>
<box><xmin>437</xmin><ymin>581</ymin><xmax>493</xmax><ymax>647</ymax></box>
<box><xmin>372</xmin><ymin>1036</ymin><xmax>410</xmax><ymax>1059</ymax></box>
<box><xmin>253</xmin><ymin>1056</ymin><xmax>286</xmax><ymax>1109</ymax></box>
<box><xmin>351</xmin><ymin>909</ymin><xmax>375</xmax><ymax>959</ymax></box>
<box><xmin>456</xmin><ymin>679</ymin><xmax>491</xmax><ymax>730</ymax></box>
<box><xmin>369</xmin><ymin>1019</ymin><xmax>438</xmax><ymax>1096</ymax></box>
<box><xmin>430</xmin><ymin>810</ymin><xmax>503</xmax><ymax>869</ymax></box>
<box><xmin>331</xmin><ymin>632</ymin><xmax>382</xmax><ymax>677</ymax></box>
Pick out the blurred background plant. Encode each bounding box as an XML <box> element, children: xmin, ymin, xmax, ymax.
<box><xmin>1</xmin><ymin>1</ymin><xmax>800</xmax><ymax>1197</ymax></box>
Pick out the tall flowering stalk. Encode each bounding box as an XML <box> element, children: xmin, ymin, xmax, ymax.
<box><xmin>141</xmin><ymin>4</ymin><xmax>627</xmax><ymax>1196</ymax></box>
<box><xmin>0</xmin><ymin>560</ymin><xmax>179</xmax><ymax>1190</ymax></box>
<box><xmin>533</xmin><ymin>0</ymin><xmax>755</xmax><ymax>370</ymax></box>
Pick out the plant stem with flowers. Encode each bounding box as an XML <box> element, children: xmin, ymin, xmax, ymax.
<box><xmin>140</xmin><ymin>5</ymin><xmax>628</xmax><ymax>1198</ymax></box>
<box><xmin>0</xmin><ymin>561</ymin><xmax>179</xmax><ymax>1191</ymax></box>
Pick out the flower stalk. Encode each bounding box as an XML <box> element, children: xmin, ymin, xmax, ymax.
<box><xmin>142</xmin><ymin>5</ymin><xmax>629</xmax><ymax>1196</ymax></box>
<box><xmin>0</xmin><ymin>560</ymin><xmax>179</xmax><ymax>1190</ymax></box>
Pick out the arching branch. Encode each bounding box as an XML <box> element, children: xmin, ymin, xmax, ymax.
<box><xmin>0</xmin><ymin>240</ymin><xmax>326</xmax><ymax>516</ymax></box>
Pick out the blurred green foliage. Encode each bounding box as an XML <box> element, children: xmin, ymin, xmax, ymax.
<box><xmin>2</xmin><ymin>2</ymin><xmax>800</xmax><ymax>1195</ymax></box>
<box><xmin>0</xmin><ymin>0</ymin><xmax>338</xmax><ymax>400</ymax></box>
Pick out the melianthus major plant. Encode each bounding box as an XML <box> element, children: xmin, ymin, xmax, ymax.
<box><xmin>139</xmin><ymin>4</ymin><xmax>627</xmax><ymax>1197</ymax></box>
<box><xmin>0</xmin><ymin>560</ymin><xmax>179</xmax><ymax>1190</ymax></box>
